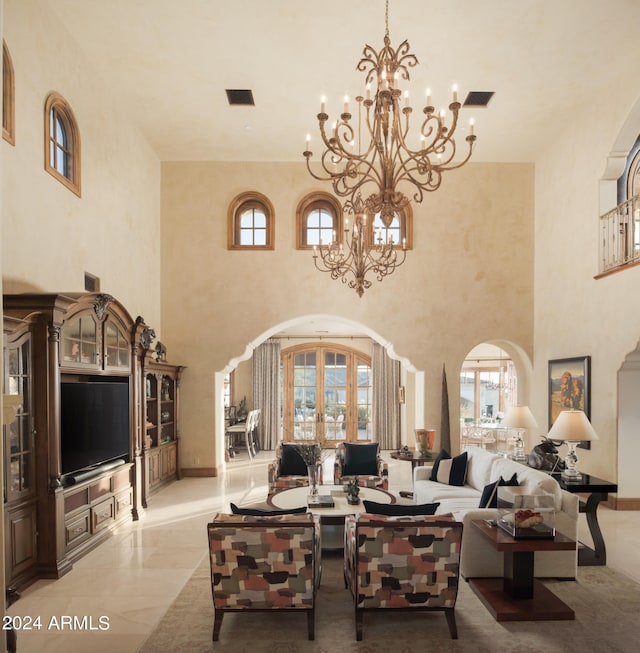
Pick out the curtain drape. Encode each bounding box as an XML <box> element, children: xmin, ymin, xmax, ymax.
<box><xmin>252</xmin><ymin>338</ymin><xmax>281</xmax><ymax>450</ymax></box>
<box><xmin>371</xmin><ymin>342</ymin><xmax>401</xmax><ymax>449</ymax></box>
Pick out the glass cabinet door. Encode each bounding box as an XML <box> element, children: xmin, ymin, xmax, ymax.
<box><xmin>104</xmin><ymin>318</ymin><xmax>130</xmax><ymax>369</ymax></box>
<box><xmin>61</xmin><ymin>314</ymin><xmax>98</xmax><ymax>367</ymax></box>
<box><xmin>4</xmin><ymin>336</ymin><xmax>34</xmax><ymax>501</ymax></box>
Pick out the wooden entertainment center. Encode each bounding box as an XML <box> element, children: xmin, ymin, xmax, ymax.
<box><xmin>2</xmin><ymin>292</ymin><xmax>184</xmax><ymax>593</ymax></box>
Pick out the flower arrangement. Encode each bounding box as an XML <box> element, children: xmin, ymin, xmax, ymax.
<box><xmin>293</xmin><ymin>442</ymin><xmax>323</xmax><ymax>466</ymax></box>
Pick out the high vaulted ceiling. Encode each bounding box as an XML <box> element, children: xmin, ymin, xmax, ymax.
<box><xmin>45</xmin><ymin>0</ymin><xmax>640</xmax><ymax>164</ymax></box>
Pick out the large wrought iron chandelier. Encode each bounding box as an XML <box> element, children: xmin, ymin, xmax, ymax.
<box><xmin>304</xmin><ymin>0</ymin><xmax>477</xmax><ymax>296</ymax></box>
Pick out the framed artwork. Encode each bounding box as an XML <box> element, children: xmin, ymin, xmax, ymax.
<box><xmin>548</xmin><ymin>356</ymin><xmax>591</xmax><ymax>449</ymax></box>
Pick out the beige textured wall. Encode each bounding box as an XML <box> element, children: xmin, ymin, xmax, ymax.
<box><xmin>534</xmin><ymin>91</ymin><xmax>640</xmax><ymax>489</ymax></box>
<box><xmin>161</xmin><ymin>160</ymin><xmax>534</xmax><ymax>472</ymax></box>
<box><xmin>2</xmin><ymin>0</ymin><xmax>161</xmax><ymax>327</ymax></box>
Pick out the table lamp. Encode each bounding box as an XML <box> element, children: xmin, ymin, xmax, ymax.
<box><xmin>547</xmin><ymin>410</ymin><xmax>598</xmax><ymax>480</ymax></box>
<box><xmin>501</xmin><ymin>405</ymin><xmax>538</xmax><ymax>461</ymax></box>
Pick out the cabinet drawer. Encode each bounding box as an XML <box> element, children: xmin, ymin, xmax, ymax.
<box><xmin>114</xmin><ymin>488</ymin><xmax>132</xmax><ymax>518</ymax></box>
<box><xmin>65</xmin><ymin>510</ymin><xmax>91</xmax><ymax>548</ymax></box>
<box><xmin>91</xmin><ymin>498</ymin><xmax>115</xmax><ymax>532</ymax></box>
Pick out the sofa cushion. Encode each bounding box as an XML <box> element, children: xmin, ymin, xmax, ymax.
<box><xmin>478</xmin><ymin>474</ymin><xmax>520</xmax><ymax>509</ymax></box>
<box><xmin>230</xmin><ymin>502</ymin><xmax>307</xmax><ymax>516</ymax></box>
<box><xmin>279</xmin><ymin>443</ymin><xmax>309</xmax><ymax>476</ymax></box>
<box><xmin>343</xmin><ymin>442</ymin><xmax>379</xmax><ymax>476</ymax></box>
<box><xmin>435</xmin><ymin>451</ymin><xmax>468</xmax><ymax>486</ymax></box>
<box><xmin>363</xmin><ymin>500</ymin><xmax>440</xmax><ymax>516</ymax></box>
<box><xmin>464</xmin><ymin>447</ymin><xmax>503</xmax><ymax>491</ymax></box>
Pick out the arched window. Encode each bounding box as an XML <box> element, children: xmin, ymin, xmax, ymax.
<box><xmin>44</xmin><ymin>92</ymin><xmax>81</xmax><ymax>196</ymax></box>
<box><xmin>370</xmin><ymin>204</ymin><xmax>413</xmax><ymax>249</ymax></box>
<box><xmin>296</xmin><ymin>192</ymin><xmax>343</xmax><ymax>249</ymax></box>
<box><xmin>227</xmin><ymin>191</ymin><xmax>275</xmax><ymax>250</ymax></box>
<box><xmin>2</xmin><ymin>40</ymin><xmax>15</xmax><ymax>145</ymax></box>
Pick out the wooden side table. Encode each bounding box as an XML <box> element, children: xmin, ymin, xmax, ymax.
<box><xmin>390</xmin><ymin>449</ymin><xmax>434</xmax><ymax>469</ymax></box>
<box><xmin>468</xmin><ymin>519</ymin><xmax>576</xmax><ymax>621</ymax></box>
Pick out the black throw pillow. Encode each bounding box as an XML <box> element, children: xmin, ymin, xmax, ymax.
<box><xmin>279</xmin><ymin>443</ymin><xmax>309</xmax><ymax>476</ymax></box>
<box><xmin>363</xmin><ymin>500</ymin><xmax>440</xmax><ymax>516</ymax></box>
<box><xmin>343</xmin><ymin>442</ymin><xmax>379</xmax><ymax>476</ymax></box>
<box><xmin>229</xmin><ymin>502</ymin><xmax>307</xmax><ymax>516</ymax></box>
<box><xmin>430</xmin><ymin>449</ymin><xmax>451</xmax><ymax>481</ymax></box>
<box><xmin>478</xmin><ymin>480</ymin><xmax>500</xmax><ymax>509</ymax></box>
<box><xmin>478</xmin><ymin>473</ymin><xmax>520</xmax><ymax>509</ymax></box>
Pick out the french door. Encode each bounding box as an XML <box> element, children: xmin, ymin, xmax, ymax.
<box><xmin>281</xmin><ymin>343</ymin><xmax>372</xmax><ymax>446</ymax></box>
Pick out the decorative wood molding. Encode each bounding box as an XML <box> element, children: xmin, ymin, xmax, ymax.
<box><xmin>607</xmin><ymin>495</ymin><xmax>640</xmax><ymax>511</ymax></box>
<box><xmin>181</xmin><ymin>467</ymin><xmax>218</xmax><ymax>477</ymax></box>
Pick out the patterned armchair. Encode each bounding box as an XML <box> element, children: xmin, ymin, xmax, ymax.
<box><xmin>334</xmin><ymin>442</ymin><xmax>388</xmax><ymax>491</ymax></box>
<box><xmin>344</xmin><ymin>513</ymin><xmax>463</xmax><ymax>641</ymax></box>
<box><xmin>207</xmin><ymin>512</ymin><xmax>321</xmax><ymax>641</ymax></box>
<box><xmin>268</xmin><ymin>442</ymin><xmax>324</xmax><ymax>496</ymax></box>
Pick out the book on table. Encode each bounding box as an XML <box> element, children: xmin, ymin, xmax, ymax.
<box><xmin>307</xmin><ymin>494</ymin><xmax>335</xmax><ymax>508</ymax></box>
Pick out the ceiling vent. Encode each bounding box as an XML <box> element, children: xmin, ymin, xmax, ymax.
<box><xmin>226</xmin><ymin>89</ymin><xmax>255</xmax><ymax>106</ymax></box>
<box><xmin>463</xmin><ymin>91</ymin><xmax>494</xmax><ymax>107</ymax></box>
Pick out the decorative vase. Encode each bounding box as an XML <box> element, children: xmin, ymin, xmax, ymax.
<box><xmin>307</xmin><ymin>464</ymin><xmax>320</xmax><ymax>496</ymax></box>
<box><xmin>415</xmin><ymin>429</ymin><xmax>435</xmax><ymax>455</ymax></box>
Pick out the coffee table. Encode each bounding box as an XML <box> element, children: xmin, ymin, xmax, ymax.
<box><xmin>268</xmin><ymin>484</ymin><xmax>396</xmax><ymax>548</ymax></box>
<box><xmin>468</xmin><ymin>519</ymin><xmax>576</xmax><ymax>622</ymax></box>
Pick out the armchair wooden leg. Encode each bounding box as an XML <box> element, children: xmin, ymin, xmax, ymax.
<box><xmin>212</xmin><ymin>610</ymin><xmax>224</xmax><ymax>641</ymax></box>
<box><xmin>355</xmin><ymin>608</ymin><xmax>363</xmax><ymax>641</ymax></box>
<box><xmin>445</xmin><ymin>608</ymin><xmax>458</xmax><ymax>639</ymax></box>
<box><xmin>307</xmin><ymin>609</ymin><xmax>315</xmax><ymax>640</ymax></box>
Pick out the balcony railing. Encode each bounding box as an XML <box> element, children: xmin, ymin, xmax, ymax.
<box><xmin>599</xmin><ymin>194</ymin><xmax>640</xmax><ymax>275</ymax></box>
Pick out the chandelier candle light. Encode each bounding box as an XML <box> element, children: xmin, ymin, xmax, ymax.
<box><xmin>304</xmin><ymin>0</ymin><xmax>477</xmax><ymax>296</ymax></box>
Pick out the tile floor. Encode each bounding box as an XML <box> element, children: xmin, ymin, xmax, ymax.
<box><xmin>6</xmin><ymin>451</ymin><xmax>640</xmax><ymax>652</ymax></box>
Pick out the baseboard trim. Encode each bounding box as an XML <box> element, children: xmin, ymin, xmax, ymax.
<box><xmin>608</xmin><ymin>496</ymin><xmax>640</xmax><ymax>510</ymax></box>
<box><xmin>181</xmin><ymin>467</ymin><xmax>218</xmax><ymax>477</ymax></box>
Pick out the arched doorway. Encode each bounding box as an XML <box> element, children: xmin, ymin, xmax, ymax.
<box><xmin>214</xmin><ymin>314</ymin><xmax>422</xmax><ymax>467</ymax></box>
<box><xmin>459</xmin><ymin>341</ymin><xmax>533</xmax><ymax>454</ymax></box>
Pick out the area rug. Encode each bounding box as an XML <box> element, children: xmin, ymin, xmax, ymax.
<box><xmin>137</xmin><ymin>552</ymin><xmax>640</xmax><ymax>653</ymax></box>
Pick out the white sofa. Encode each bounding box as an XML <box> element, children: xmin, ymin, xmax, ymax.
<box><xmin>413</xmin><ymin>446</ymin><xmax>579</xmax><ymax>580</ymax></box>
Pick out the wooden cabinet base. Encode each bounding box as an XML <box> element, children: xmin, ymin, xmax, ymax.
<box><xmin>468</xmin><ymin>578</ymin><xmax>575</xmax><ymax>621</ymax></box>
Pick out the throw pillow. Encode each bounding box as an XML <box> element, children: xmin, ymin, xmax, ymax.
<box><xmin>229</xmin><ymin>502</ymin><xmax>307</xmax><ymax>516</ymax></box>
<box><xmin>343</xmin><ymin>442</ymin><xmax>379</xmax><ymax>476</ymax></box>
<box><xmin>363</xmin><ymin>500</ymin><xmax>440</xmax><ymax>516</ymax></box>
<box><xmin>430</xmin><ymin>449</ymin><xmax>451</xmax><ymax>481</ymax></box>
<box><xmin>478</xmin><ymin>473</ymin><xmax>520</xmax><ymax>509</ymax></box>
<box><xmin>435</xmin><ymin>451</ymin><xmax>468</xmax><ymax>486</ymax></box>
<box><xmin>478</xmin><ymin>480</ymin><xmax>500</xmax><ymax>509</ymax></box>
<box><xmin>279</xmin><ymin>443</ymin><xmax>309</xmax><ymax>476</ymax></box>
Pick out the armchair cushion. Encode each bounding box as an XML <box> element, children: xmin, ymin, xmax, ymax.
<box><xmin>343</xmin><ymin>442</ymin><xmax>379</xmax><ymax>476</ymax></box>
<box><xmin>362</xmin><ymin>500</ymin><xmax>440</xmax><ymax>516</ymax></box>
<box><xmin>279</xmin><ymin>443</ymin><xmax>309</xmax><ymax>476</ymax></box>
<box><xmin>230</xmin><ymin>502</ymin><xmax>307</xmax><ymax>516</ymax></box>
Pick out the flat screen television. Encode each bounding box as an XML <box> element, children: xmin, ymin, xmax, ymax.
<box><xmin>60</xmin><ymin>381</ymin><xmax>130</xmax><ymax>477</ymax></box>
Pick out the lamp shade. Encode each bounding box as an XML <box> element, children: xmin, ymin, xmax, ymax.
<box><xmin>547</xmin><ymin>410</ymin><xmax>599</xmax><ymax>442</ymax></box>
<box><xmin>501</xmin><ymin>405</ymin><xmax>538</xmax><ymax>430</ymax></box>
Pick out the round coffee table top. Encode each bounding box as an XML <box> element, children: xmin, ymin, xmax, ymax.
<box><xmin>268</xmin><ymin>484</ymin><xmax>396</xmax><ymax>517</ymax></box>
